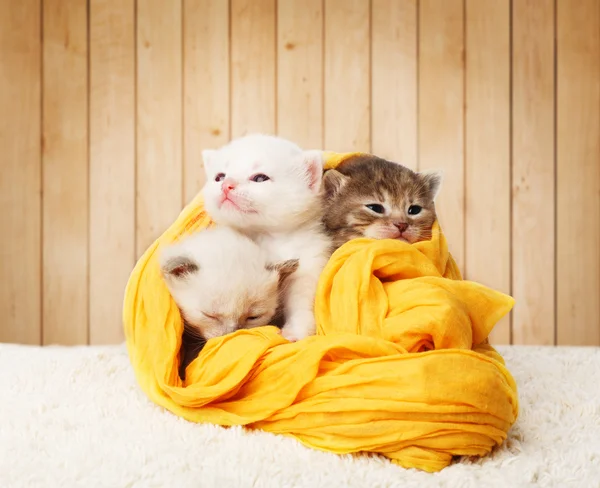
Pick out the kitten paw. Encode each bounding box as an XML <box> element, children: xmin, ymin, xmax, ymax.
<box><xmin>281</xmin><ymin>328</ymin><xmax>302</xmax><ymax>342</ymax></box>
<box><xmin>280</xmin><ymin>318</ymin><xmax>315</xmax><ymax>342</ymax></box>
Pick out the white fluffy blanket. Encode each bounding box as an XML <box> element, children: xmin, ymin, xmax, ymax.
<box><xmin>1</xmin><ymin>343</ymin><xmax>599</xmax><ymax>488</ymax></box>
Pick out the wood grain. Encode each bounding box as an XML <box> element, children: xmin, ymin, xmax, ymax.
<box><xmin>89</xmin><ymin>0</ymin><xmax>135</xmax><ymax>344</ymax></box>
<box><xmin>511</xmin><ymin>0</ymin><xmax>555</xmax><ymax>345</ymax></box>
<box><xmin>136</xmin><ymin>0</ymin><xmax>183</xmax><ymax>257</ymax></box>
<box><xmin>556</xmin><ymin>0</ymin><xmax>600</xmax><ymax>346</ymax></box>
<box><xmin>277</xmin><ymin>0</ymin><xmax>323</xmax><ymax>149</ymax></box>
<box><xmin>371</xmin><ymin>0</ymin><xmax>417</xmax><ymax>168</ymax></box>
<box><xmin>230</xmin><ymin>0</ymin><xmax>276</xmax><ymax>137</ymax></box>
<box><xmin>42</xmin><ymin>0</ymin><xmax>89</xmax><ymax>345</ymax></box>
<box><xmin>418</xmin><ymin>0</ymin><xmax>465</xmax><ymax>270</ymax></box>
<box><xmin>183</xmin><ymin>0</ymin><xmax>229</xmax><ymax>203</ymax></box>
<box><xmin>324</xmin><ymin>0</ymin><xmax>370</xmax><ymax>152</ymax></box>
<box><xmin>0</xmin><ymin>0</ymin><xmax>42</xmax><ymax>345</ymax></box>
<box><xmin>2</xmin><ymin>1</ymin><xmax>600</xmax><ymax>347</ymax></box>
<box><xmin>465</xmin><ymin>0</ymin><xmax>511</xmax><ymax>344</ymax></box>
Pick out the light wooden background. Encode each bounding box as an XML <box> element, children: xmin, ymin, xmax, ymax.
<box><xmin>1</xmin><ymin>0</ymin><xmax>599</xmax><ymax>347</ymax></box>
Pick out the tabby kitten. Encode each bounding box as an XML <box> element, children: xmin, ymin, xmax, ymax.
<box><xmin>322</xmin><ymin>155</ymin><xmax>442</xmax><ymax>250</ymax></box>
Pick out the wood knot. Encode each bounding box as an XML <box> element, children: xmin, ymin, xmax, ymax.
<box><xmin>285</xmin><ymin>42</ymin><xmax>295</xmax><ymax>50</ymax></box>
<box><xmin>143</xmin><ymin>40</ymin><xmax>151</xmax><ymax>48</ymax></box>
<box><xmin>211</xmin><ymin>128</ymin><xmax>221</xmax><ymax>136</ymax></box>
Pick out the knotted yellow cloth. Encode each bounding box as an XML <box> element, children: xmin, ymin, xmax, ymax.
<box><xmin>123</xmin><ymin>152</ymin><xmax>518</xmax><ymax>472</ymax></box>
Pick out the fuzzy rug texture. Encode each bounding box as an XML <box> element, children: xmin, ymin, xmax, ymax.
<box><xmin>0</xmin><ymin>343</ymin><xmax>599</xmax><ymax>488</ymax></box>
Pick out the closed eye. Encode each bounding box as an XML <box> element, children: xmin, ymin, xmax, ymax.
<box><xmin>365</xmin><ymin>203</ymin><xmax>385</xmax><ymax>214</ymax></box>
<box><xmin>247</xmin><ymin>315</ymin><xmax>262</xmax><ymax>321</ymax></box>
<box><xmin>201</xmin><ymin>311</ymin><xmax>219</xmax><ymax>320</ymax></box>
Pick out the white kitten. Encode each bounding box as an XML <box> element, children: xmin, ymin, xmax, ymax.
<box><xmin>201</xmin><ymin>134</ymin><xmax>331</xmax><ymax>341</ymax></box>
<box><xmin>160</xmin><ymin>226</ymin><xmax>298</xmax><ymax>340</ymax></box>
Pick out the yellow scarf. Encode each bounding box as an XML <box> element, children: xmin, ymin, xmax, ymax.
<box><xmin>123</xmin><ymin>152</ymin><xmax>518</xmax><ymax>472</ymax></box>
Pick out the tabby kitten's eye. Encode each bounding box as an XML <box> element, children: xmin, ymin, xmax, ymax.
<box><xmin>365</xmin><ymin>204</ymin><xmax>385</xmax><ymax>214</ymax></box>
<box><xmin>250</xmin><ymin>173</ymin><xmax>270</xmax><ymax>182</ymax></box>
<box><xmin>408</xmin><ymin>205</ymin><xmax>422</xmax><ymax>215</ymax></box>
<box><xmin>215</xmin><ymin>173</ymin><xmax>226</xmax><ymax>182</ymax></box>
<box><xmin>247</xmin><ymin>315</ymin><xmax>261</xmax><ymax>321</ymax></box>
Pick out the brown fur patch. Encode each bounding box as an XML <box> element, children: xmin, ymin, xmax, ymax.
<box><xmin>322</xmin><ymin>155</ymin><xmax>441</xmax><ymax>251</ymax></box>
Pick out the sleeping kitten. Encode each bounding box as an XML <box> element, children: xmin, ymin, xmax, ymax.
<box><xmin>321</xmin><ymin>154</ymin><xmax>442</xmax><ymax>250</ymax></box>
<box><xmin>201</xmin><ymin>134</ymin><xmax>331</xmax><ymax>342</ymax></box>
<box><xmin>160</xmin><ymin>226</ymin><xmax>298</xmax><ymax>378</ymax></box>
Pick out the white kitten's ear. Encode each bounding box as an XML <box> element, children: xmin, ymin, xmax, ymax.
<box><xmin>301</xmin><ymin>150</ymin><xmax>324</xmax><ymax>192</ymax></box>
<box><xmin>419</xmin><ymin>170</ymin><xmax>443</xmax><ymax>200</ymax></box>
<box><xmin>266</xmin><ymin>259</ymin><xmax>299</xmax><ymax>287</ymax></box>
<box><xmin>323</xmin><ymin>169</ymin><xmax>349</xmax><ymax>198</ymax></box>
<box><xmin>202</xmin><ymin>149</ymin><xmax>218</xmax><ymax>177</ymax></box>
<box><xmin>160</xmin><ymin>252</ymin><xmax>199</xmax><ymax>285</ymax></box>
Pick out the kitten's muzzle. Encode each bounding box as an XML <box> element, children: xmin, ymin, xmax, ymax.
<box><xmin>393</xmin><ymin>222</ymin><xmax>409</xmax><ymax>233</ymax></box>
<box><xmin>221</xmin><ymin>178</ymin><xmax>237</xmax><ymax>193</ymax></box>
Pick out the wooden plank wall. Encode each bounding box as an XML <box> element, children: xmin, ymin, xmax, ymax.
<box><xmin>1</xmin><ymin>0</ymin><xmax>599</xmax><ymax>347</ymax></box>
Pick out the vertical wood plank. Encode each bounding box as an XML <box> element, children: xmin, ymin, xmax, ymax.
<box><xmin>89</xmin><ymin>0</ymin><xmax>135</xmax><ymax>344</ymax></box>
<box><xmin>512</xmin><ymin>0</ymin><xmax>555</xmax><ymax>345</ymax></box>
<box><xmin>371</xmin><ymin>0</ymin><xmax>417</xmax><ymax>168</ymax></box>
<box><xmin>42</xmin><ymin>0</ymin><xmax>89</xmax><ymax>345</ymax></box>
<box><xmin>465</xmin><ymin>0</ymin><xmax>511</xmax><ymax>344</ymax></box>
<box><xmin>0</xmin><ymin>0</ymin><xmax>42</xmax><ymax>345</ymax></box>
<box><xmin>137</xmin><ymin>0</ymin><xmax>183</xmax><ymax>257</ymax></box>
<box><xmin>230</xmin><ymin>0</ymin><xmax>276</xmax><ymax>137</ymax></box>
<box><xmin>183</xmin><ymin>0</ymin><xmax>229</xmax><ymax>203</ymax></box>
<box><xmin>418</xmin><ymin>0</ymin><xmax>465</xmax><ymax>270</ymax></box>
<box><xmin>556</xmin><ymin>0</ymin><xmax>600</xmax><ymax>346</ymax></box>
<box><xmin>324</xmin><ymin>0</ymin><xmax>370</xmax><ymax>152</ymax></box>
<box><xmin>277</xmin><ymin>0</ymin><xmax>323</xmax><ymax>149</ymax></box>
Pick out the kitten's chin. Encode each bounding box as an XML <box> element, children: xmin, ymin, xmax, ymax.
<box><xmin>219</xmin><ymin>198</ymin><xmax>257</xmax><ymax>214</ymax></box>
<box><xmin>365</xmin><ymin>227</ymin><xmax>419</xmax><ymax>244</ymax></box>
<box><xmin>204</xmin><ymin>196</ymin><xmax>256</xmax><ymax>225</ymax></box>
<box><xmin>206</xmin><ymin>192</ymin><xmax>321</xmax><ymax>231</ymax></box>
<box><xmin>365</xmin><ymin>227</ymin><xmax>402</xmax><ymax>241</ymax></box>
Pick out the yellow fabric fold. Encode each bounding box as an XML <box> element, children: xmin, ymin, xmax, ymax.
<box><xmin>123</xmin><ymin>152</ymin><xmax>519</xmax><ymax>473</ymax></box>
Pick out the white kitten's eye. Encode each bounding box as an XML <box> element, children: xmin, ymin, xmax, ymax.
<box><xmin>215</xmin><ymin>173</ymin><xmax>226</xmax><ymax>182</ymax></box>
<box><xmin>365</xmin><ymin>203</ymin><xmax>385</xmax><ymax>214</ymax></box>
<box><xmin>250</xmin><ymin>173</ymin><xmax>270</xmax><ymax>183</ymax></box>
<box><xmin>201</xmin><ymin>311</ymin><xmax>218</xmax><ymax>320</ymax></box>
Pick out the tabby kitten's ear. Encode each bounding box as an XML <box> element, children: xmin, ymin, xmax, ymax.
<box><xmin>418</xmin><ymin>170</ymin><xmax>443</xmax><ymax>200</ymax></box>
<box><xmin>323</xmin><ymin>170</ymin><xmax>349</xmax><ymax>199</ymax></box>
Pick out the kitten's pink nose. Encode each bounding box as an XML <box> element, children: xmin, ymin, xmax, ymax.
<box><xmin>394</xmin><ymin>222</ymin><xmax>408</xmax><ymax>233</ymax></box>
<box><xmin>221</xmin><ymin>178</ymin><xmax>237</xmax><ymax>193</ymax></box>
